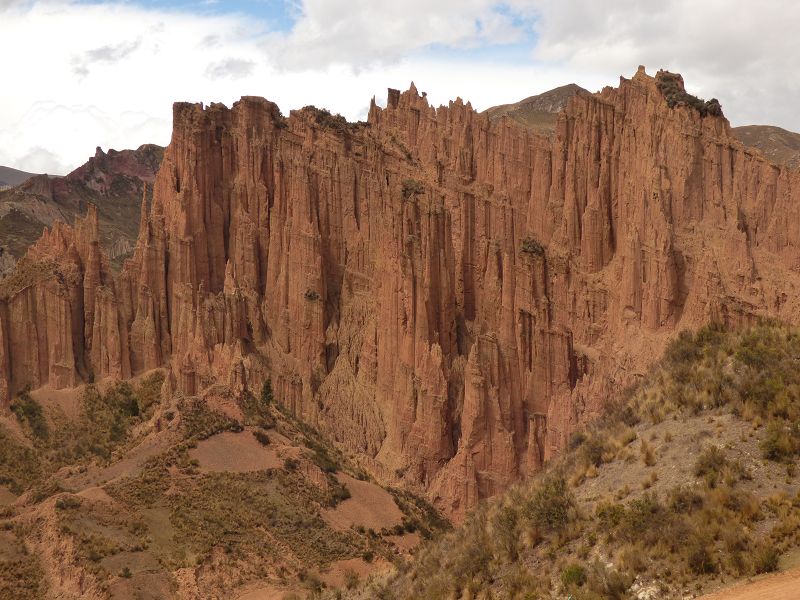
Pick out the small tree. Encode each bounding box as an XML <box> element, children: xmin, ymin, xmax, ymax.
<box><xmin>261</xmin><ymin>378</ymin><xmax>273</xmax><ymax>407</ymax></box>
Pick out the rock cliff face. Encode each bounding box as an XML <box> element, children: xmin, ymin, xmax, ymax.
<box><xmin>4</xmin><ymin>67</ymin><xmax>800</xmax><ymax>517</ymax></box>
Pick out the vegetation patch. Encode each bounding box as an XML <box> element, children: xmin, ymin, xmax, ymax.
<box><xmin>521</xmin><ymin>236</ymin><xmax>545</xmax><ymax>257</ymax></box>
<box><xmin>0</xmin><ymin>427</ymin><xmax>41</xmax><ymax>494</ymax></box>
<box><xmin>180</xmin><ymin>398</ymin><xmax>242</xmax><ymax>441</ymax></box>
<box><xmin>401</xmin><ymin>178</ymin><xmax>424</xmax><ymax>200</ymax></box>
<box><xmin>347</xmin><ymin>321</ymin><xmax>800</xmax><ymax>599</ymax></box>
<box><xmin>656</xmin><ymin>71</ymin><xmax>724</xmax><ymax>117</ymax></box>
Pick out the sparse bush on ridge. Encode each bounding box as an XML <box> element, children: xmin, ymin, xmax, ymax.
<box><xmin>656</xmin><ymin>71</ymin><xmax>724</xmax><ymax>117</ymax></box>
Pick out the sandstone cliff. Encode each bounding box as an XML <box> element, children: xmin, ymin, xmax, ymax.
<box><xmin>4</xmin><ymin>67</ymin><xmax>800</xmax><ymax>517</ymax></box>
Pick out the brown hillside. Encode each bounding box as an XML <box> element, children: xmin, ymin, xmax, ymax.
<box><xmin>732</xmin><ymin>125</ymin><xmax>800</xmax><ymax>169</ymax></box>
<box><xmin>484</xmin><ymin>82</ymin><xmax>588</xmax><ymax>131</ymax></box>
<box><xmin>0</xmin><ymin>165</ymin><xmax>37</xmax><ymax>189</ymax></box>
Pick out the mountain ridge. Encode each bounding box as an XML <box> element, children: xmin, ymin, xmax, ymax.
<box><xmin>0</xmin><ymin>144</ymin><xmax>163</xmax><ymax>277</ymax></box>
<box><xmin>0</xmin><ymin>165</ymin><xmax>37</xmax><ymax>189</ymax></box>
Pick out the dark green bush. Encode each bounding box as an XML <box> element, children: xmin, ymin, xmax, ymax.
<box><xmin>524</xmin><ymin>476</ymin><xmax>574</xmax><ymax>533</ymax></box>
<box><xmin>521</xmin><ymin>237</ymin><xmax>545</xmax><ymax>256</ymax></box>
<box><xmin>11</xmin><ymin>392</ymin><xmax>48</xmax><ymax>441</ymax></box>
<box><xmin>401</xmin><ymin>179</ymin><xmax>424</xmax><ymax>199</ymax></box>
<box><xmin>561</xmin><ymin>563</ymin><xmax>586</xmax><ymax>588</ymax></box>
<box><xmin>656</xmin><ymin>71</ymin><xmax>724</xmax><ymax>118</ymax></box>
<box><xmin>687</xmin><ymin>540</ymin><xmax>717</xmax><ymax>574</ymax></box>
<box><xmin>253</xmin><ymin>430</ymin><xmax>270</xmax><ymax>446</ymax></box>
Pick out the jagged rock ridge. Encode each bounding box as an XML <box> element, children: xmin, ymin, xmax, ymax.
<box><xmin>0</xmin><ymin>144</ymin><xmax>164</xmax><ymax>276</ymax></box>
<box><xmin>3</xmin><ymin>67</ymin><xmax>800</xmax><ymax>517</ymax></box>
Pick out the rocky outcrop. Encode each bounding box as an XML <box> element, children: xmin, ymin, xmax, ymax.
<box><xmin>0</xmin><ymin>144</ymin><xmax>163</xmax><ymax>275</ymax></box>
<box><xmin>5</xmin><ymin>67</ymin><xmax>800</xmax><ymax>518</ymax></box>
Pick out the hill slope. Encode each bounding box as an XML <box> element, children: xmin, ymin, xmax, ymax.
<box><xmin>0</xmin><ymin>165</ymin><xmax>37</xmax><ymax>189</ymax></box>
<box><xmin>484</xmin><ymin>83</ymin><xmax>588</xmax><ymax>131</ymax></box>
<box><xmin>0</xmin><ymin>375</ymin><xmax>446</xmax><ymax>599</ymax></box>
<box><xmin>344</xmin><ymin>322</ymin><xmax>800</xmax><ymax>599</ymax></box>
<box><xmin>732</xmin><ymin>125</ymin><xmax>800</xmax><ymax>169</ymax></box>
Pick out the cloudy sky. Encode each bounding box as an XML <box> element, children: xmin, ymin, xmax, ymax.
<box><xmin>1</xmin><ymin>0</ymin><xmax>799</xmax><ymax>174</ymax></box>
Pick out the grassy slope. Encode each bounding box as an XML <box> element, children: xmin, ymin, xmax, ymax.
<box><xmin>343</xmin><ymin>322</ymin><xmax>800</xmax><ymax>600</ymax></box>
<box><xmin>0</xmin><ymin>377</ymin><xmax>446</xmax><ymax>599</ymax></box>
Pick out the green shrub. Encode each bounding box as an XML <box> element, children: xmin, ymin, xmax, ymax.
<box><xmin>694</xmin><ymin>446</ymin><xmax>728</xmax><ymax>487</ymax></box>
<box><xmin>616</xmin><ymin>494</ymin><xmax>669</xmax><ymax>544</ymax></box>
<box><xmin>261</xmin><ymin>378</ymin><xmax>273</xmax><ymax>406</ymax></box>
<box><xmin>656</xmin><ymin>71</ymin><xmax>724</xmax><ymax>117</ymax></box>
<box><xmin>752</xmin><ymin>545</ymin><xmax>779</xmax><ymax>574</ymax></box>
<box><xmin>524</xmin><ymin>476</ymin><xmax>574</xmax><ymax>533</ymax></box>
<box><xmin>55</xmin><ymin>496</ymin><xmax>81</xmax><ymax>510</ymax></box>
<box><xmin>181</xmin><ymin>399</ymin><xmax>242</xmax><ymax>440</ymax></box>
<box><xmin>669</xmin><ymin>486</ymin><xmax>704</xmax><ymax>514</ymax></box>
<box><xmin>253</xmin><ymin>430</ymin><xmax>270</xmax><ymax>446</ymax></box>
<box><xmin>11</xmin><ymin>392</ymin><xmax>48</xmax><ymax>441</ymax></box>
<box><xmin>687</xmin><ymin>541</ymin><xmax>717</xmax><ymax>574</ymax></box>
<box><xmin>521</xmin><ymin>237</ymin><xmax>545</xmax><ymax>256</ymax></box>
<box><xmin>401</xmin><ymin>179</ymin><xmax>424</xmax><ymax>199</ymax></box>
<box><xmin>561</xmin><ymin>563</ymin><xmax>586</xmax><ymax>588</ymax></box>
<box><xmin>761</xmin><ymin>419</ymin><xmax>797</xmax><ymax>461</ymax></box>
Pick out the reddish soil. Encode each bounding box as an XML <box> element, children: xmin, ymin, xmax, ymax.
<box><xmin>699</xmin><ymin>568</ymin><xmax>800</xmax><ymax>600</ymax></box>
<box><xmin>320</xmin><ymin>556</ymin><xmax>389</xmax><ymax>588</ymax></box>
<box><xmin>235</xmin><ymin>584</ymin><xmax>300</xmax><ymax>599</ymax></box>
<box><xmin>323</xmin><ymin>473</ymin><xmax>403</xmax><ymax>531</ymax></box>
<box><xmin>189</xmin><ymin>430</ymin><xmax>282</xmax><ymax>473</ymax></box>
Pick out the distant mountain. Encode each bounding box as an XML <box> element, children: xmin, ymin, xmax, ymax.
<box><xmin>484</xmin><ymin>83</ymin><xmax>589</xmax><ymax>132</ymax></box>
<box><xmin>733</xmin><ymin>125</ymin><xmax>800</xmax><ymax>169</ymax></box>
<box><xmin>0</xmin><ymin>144</ymin><xmax>163</xmax><ymax>275</ymax></box>
<box><xmin>0</xmin><ymin>165</ymin><xmax>37</xmax><ymax>188</ymax></box>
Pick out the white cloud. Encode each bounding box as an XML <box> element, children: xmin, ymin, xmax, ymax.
<box><xmin>1</xmin><ymin>0</ymin><xmax>799</xmax><ymax>174</ymax></box>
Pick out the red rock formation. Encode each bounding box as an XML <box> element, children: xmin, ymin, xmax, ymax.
<box><xmin>0</xmin><ymin>144</ymin><xmax>164</xmax><ymax>274</ymax></box>
<box><xmin>5</xmin><ymin>67</ymin><xmax>800</xmax><ymax>518</ymax></box>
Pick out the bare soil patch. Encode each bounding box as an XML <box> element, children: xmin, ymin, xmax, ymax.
<box><xmin>323</xmin><ymin>473</ymin><xmax>403</xmax><ymax>531</ymax></box>
<box><xmin>189</xmin><ymin>430</ymin><xmax>282</xmax><ymax>473</ymax></box>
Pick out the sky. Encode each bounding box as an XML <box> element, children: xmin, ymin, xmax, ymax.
<box><xmin>1</xmin><ymin>0</ymin><xmax>799</xmax><ymax>175</ymax></box>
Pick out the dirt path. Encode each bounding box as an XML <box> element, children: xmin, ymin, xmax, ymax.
<box><xmin>699</xmin><ymin>567</ymin><xmax>800</xmax><ymax>600</ymax></box>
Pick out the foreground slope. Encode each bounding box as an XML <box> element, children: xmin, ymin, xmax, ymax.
<box><xmin>5</xmin><ymin>66</ymin><xmax>800</xmax><ymax>520</ymax></box>
<box><xmin>344</xmin><ymin>322</ymin><xmax>800</xmax><ymax>600</ymax></box>
<box><xmin>0</xmin><ymin>374</ymin><xmax>444</xmax><ymax>599</ymax></box>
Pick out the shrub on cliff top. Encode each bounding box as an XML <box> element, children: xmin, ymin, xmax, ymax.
<box><xmin>656</xmin><ymin>71</ymin><xmax>724</xmax><ymax>118</ymax></box>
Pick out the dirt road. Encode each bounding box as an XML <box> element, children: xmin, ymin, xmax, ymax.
<box><xmin>699</xmin><ymin>568</ymin><xmax>800</xmax><ymax>600</ymax></box>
